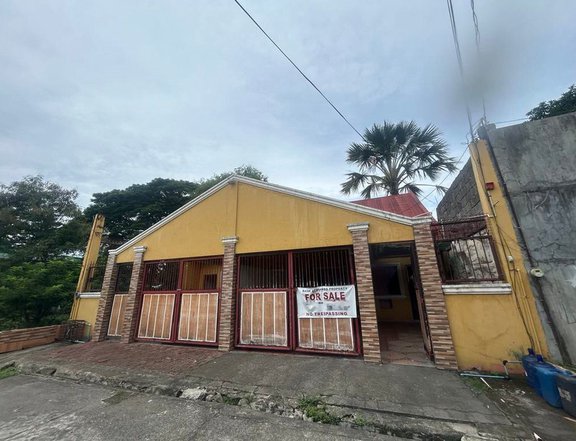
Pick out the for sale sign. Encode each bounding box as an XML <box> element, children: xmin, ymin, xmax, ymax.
<box><xmin>296</xmin><ymin>285</ymin><xmax>357</xmax><ymax>318</ymax></box>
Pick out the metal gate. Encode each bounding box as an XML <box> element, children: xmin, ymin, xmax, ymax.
<box><xmin>136</xmin><ymin>257</ymin><xmax>222</xmax><ymax>345</ymax></box>
<box><xmin>236</xmin><ymin>247</ymin><xmax>360</xmax><ymax>355</ymax></box>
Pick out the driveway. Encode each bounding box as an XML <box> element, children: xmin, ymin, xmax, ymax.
<box><xmin>0</xmin><ymin>375</ymin><xmax>397</xmax><ymax>440</ymax></box>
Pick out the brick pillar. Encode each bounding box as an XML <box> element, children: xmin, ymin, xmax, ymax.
<box><xmin>348</xmin><ymin>223</ymin><xmax>381</xmax><ymax>363</ymax></box>
<box><xmin>413</xmin><ymin>222</ymin><xmax>458</xmax><ymax>370</ymax></box>
<box><xmin>120</xmin><ymin>246</ymin><xmax>147</xmax><ymax>344</ymax></box>
<box><xmin>92</xmin><ymin>253</ymin><xmax>119</xmax><ymax>342</ymax></box>
<box><xmin>218</xmin><ymin>236</ymin><xmax>238</xmax><ymax>351</ymax></box>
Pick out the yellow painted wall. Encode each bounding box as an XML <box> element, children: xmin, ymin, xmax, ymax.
<box><xmin>442</xmin><ymin>139</ymin><xmax>550</xmax><ymax>372</ymax></box>
<box><xmin>73</xmin><ymin>297</ymin><xmax>100</xmax><ymax>339</ymax></box>
<box><xmin>70</xmin><ymin>214</ymin><xmax>105</xmax><ymax>330</ymax></box>
<box><xmin>236</xmin><ymin>183</ymin><xmax>414</xmax><ymax>253</ymax></box>
<box><xmin>116</xmin><ymin>181</ymin><xmax>414</xmax><ymax>263</ymax></box>
<box><xmin>446</xmin><ymin>295</ymin><xmax>531</xmax><ymax>373</ymax></box>
<box><xmin>377</xmin><ymin>298</ymin><xmax>414</xmax><ymax>321</ymax></box>
<box><xmin>116</xmin><ymin>184</ymin><xmax>238</xmax><ymax>263</ymax></box>
<box><xmin>373</xmin><ymin>256</ymin><xmax>415</xmax><ymax>322</ymax></box>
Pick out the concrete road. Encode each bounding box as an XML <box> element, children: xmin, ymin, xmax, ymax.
<box><xmin>0</xmin><ymin>375</ymin><xmax>400</xmax><ymax>440</ymax></box>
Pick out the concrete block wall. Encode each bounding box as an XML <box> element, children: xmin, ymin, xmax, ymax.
<box><xmin>437</xmin><ymin>159</ymin><xmax>483</xmax><ymax>220</ymax></box>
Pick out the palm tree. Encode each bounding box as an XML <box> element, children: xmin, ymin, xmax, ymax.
<box><xmin>341</xmin><ymin>121</ymin><xmax>457</xmax><ymax>198</ymax></box>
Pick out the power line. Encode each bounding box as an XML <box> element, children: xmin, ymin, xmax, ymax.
<box><xmin>470</xmin><ymin>0</ymin><xmax>487</xmax><ymax>122</ymax></box>
<box><xmin>446</xmin><ymin>0</ymin><xmax>476</xmax><ymax>141</ymax></box>
<box><xmin>424</xmin><ymin>0</ymin><xmax>478</xmax><ymax>204</ymax></box>
<box><xmin>233</xmin><ymin>0</ymin><xmax>365</xmax><ymax>140</ymax></box>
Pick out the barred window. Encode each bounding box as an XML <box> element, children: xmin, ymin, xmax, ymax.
<box><xmin>432</xmin><ymin>217</ymin><xmax>503</xmax><ymax>283</ymax></box>
<box><xmin>115</xmin><ymin>263</ymin><xmax>133</xmax><ymax>293</ymax></box>
<box><xmin>143</xmin><ymin>261</ymin><xmax>180</xmax><ymax>291</ymax></box>
<box><xmin>239</xmin><ymin>253</ymin><xmax>288</xmax><ymax>289</ymax></box>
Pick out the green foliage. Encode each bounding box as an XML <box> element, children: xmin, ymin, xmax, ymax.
<box><xmin>85</xmin><ymin>165</ymin><xmax>267</xmax><ymax>244</ymax></box>
<box><xmin>341</xmin><ymin>121</ymin><xmax>457</xmax><ymax>198</ymax></box>
<box><xmin>85</xmin><ymin>178</ymin><xmax>199</xmax><ymax>245</ymax></box>
<box><xmin>527</xmin><ymin>84</ymin><xmax>576</xmax><ymax>121</ymax></box>
<box><xmin>220</xmin><ymin>394</ymin><xmax>242</xmax><ymax>405</ymax></box>
<box><xmin>0</xmin><ymin>176</ymin><xmax>88</xmax><ymax>262</ymax></box>
<box><xmin>0</xmin><ymin>366</ymin><xmax>19</xmax><ymax>380</ymax></box>
<box><xmin>297</xmin><ymin>396</ymin><xmax>341</xmax><ymax>425</ymax></box>
<box><xmin>0</xmin><ymin>259</ymin><xmax>80</xmax><ymax>330</ymax></box>
<box><xmin>353</xmin><ymin>416</ymin><xmax>369</xmax><ymax>427</ymax></box>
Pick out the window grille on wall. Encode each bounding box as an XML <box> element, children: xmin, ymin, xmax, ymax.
<box><xmin>431</xmin><ymin>217</ymin><xmax>503</xmax><ymax>283</ymax></box>
<box><xmin>143</xmin><ymin>261</ymin><xmax>180</xmax><ymax>291</ymax></box>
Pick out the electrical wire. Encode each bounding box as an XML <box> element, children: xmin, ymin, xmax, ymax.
<box><xmin>445</xmin><ymin>1</ymin><xmax>539</xmax><ymax>348</ymax></box>
<box><xmin>233</xmin><ymin>0</ymin><xmax>365</xmax><ymax>140</ymax></box>
<box><xmin>421</xmin><ymin>0</ymin><xmax>478</xmax><ymax>203</ymax></box>
<box><xmin>468</xmin><ymin>142</ymin><xmax>538</xmax><ymax>348</ymax></box>
<box><xmin>446</xmin><ymin>0</ymin><xmax>476</xmax><ymax>141</ymax></box>
<box><xmin>470</xmin><ymin>0</ymin><xmax>487</xmax><ymax>122</ymax></box>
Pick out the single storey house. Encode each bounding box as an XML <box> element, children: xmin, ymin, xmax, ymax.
<box><xmin>72</xmin><ymin>174</ymin><xmax>551</xmax><ymax>371</ymax></box>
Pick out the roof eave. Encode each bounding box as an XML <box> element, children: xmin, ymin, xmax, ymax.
<box><xmin>110</xmin><ymin>175</ymin><xmax>432</xmax><ymax>256</ymax></box>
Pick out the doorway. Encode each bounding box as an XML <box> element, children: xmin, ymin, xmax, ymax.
<box><xmin>369</xmin><ymin>243</ymin><xmax>433</xmax><ymax>366</ymax></box>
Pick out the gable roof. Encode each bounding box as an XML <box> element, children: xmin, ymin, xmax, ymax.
<box><xmin>110</xmin><ymin>175</ymin><xmax>432</xmax><ymax>255</ymax></box>
<box><xmin>351</xmin><ymin>193</ymin><xmax>430</xmax><ymax>218</ymax></box>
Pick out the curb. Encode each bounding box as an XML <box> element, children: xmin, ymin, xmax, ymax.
<box><xmin>13</xmin><ymin>360</ymin><xmax>521</xmax><ymax>441</ymax></box>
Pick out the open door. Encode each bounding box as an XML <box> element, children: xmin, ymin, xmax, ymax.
<box><xmin>370</xmin><ymin>243</ymin><xmax>433</xmax><ymax>365</ymax></box>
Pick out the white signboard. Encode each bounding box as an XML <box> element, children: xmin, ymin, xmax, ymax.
<box><xmin>296</xmin><ymin>285</ymin><xmax>357</xmax><ymax>319</ymax></box>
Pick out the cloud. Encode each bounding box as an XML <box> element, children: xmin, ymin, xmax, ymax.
<box><xmin>0</xmin><ymin>0</ymin><xmax>574</xmax><ymax>211</ymax></box>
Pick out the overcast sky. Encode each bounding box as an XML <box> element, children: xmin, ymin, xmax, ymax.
<box><xmin>1</xmin><ymin>1</ymin><xmax>574</xmax><ymax>211</ymax></box>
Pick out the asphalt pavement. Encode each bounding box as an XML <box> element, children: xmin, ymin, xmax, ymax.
<box><xmin>0</xmin><ymin>375</ymin><xmax>400</xmax><ymax>441</ymax></box>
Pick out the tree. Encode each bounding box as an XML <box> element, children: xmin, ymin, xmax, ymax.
<box><xmin>85</xmin><ymin>178</ymin><xmax>199</xmax><ymax>246</ymax></box>
<box><xmin>526</xmin><ymin>84</ymin><xmax>576</xmax><ymax>121</ymax></box>
<box><xmin>0</xmin><ymin>259</ymin><xmax>80</xmax><ymax>330</ymax></box>
<box><xmin>0</xmin><ymin>176</ymin><xmax>88</xmax><ymax>263</ymax></box>
<box><xmin>0</xmin><ymin>176</ymin><xmax>87</xmax><ymax>330</ymax></box>
<box><xmin>194</xmin><ymin>165</ymin><xmax>268</xmax><ymax>196</ymax></box>
<box><xmin>85</xmin><ymin>165</ymin><xmax>268</xmax><ymax>244</ymax></box>
<box><xmin>341</xmin><ymin>121</ymin><xmax>457</xmax><ymax>198</ymax></box>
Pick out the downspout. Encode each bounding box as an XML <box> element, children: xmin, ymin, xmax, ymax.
<box><xmin>478</xmin><ymin>127</ymin><xmax>569</xmax><ymax>364</ymax></box>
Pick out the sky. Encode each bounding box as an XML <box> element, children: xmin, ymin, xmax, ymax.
<box><xmin>1</xmin><ymin>1</ymin><xmax>575</xmax><ymax>211</ymax></box>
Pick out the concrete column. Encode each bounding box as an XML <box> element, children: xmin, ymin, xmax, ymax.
<box><xmin>218</xmin><ymin>236</ymin><xmax>238</xmax><ymax>351</ymax></box>
<box><xmin>92</xmin><ymin>253</ymin><xmax>119</xmax><ymax>342</ymax></box>
<box><xmin>348</xmin><ymin>223</ymin><xmax>381</xmax><ymax>363</ymax></box>
<box><xmin>120</xmin><ymin>246</ymin><xmax>147</xmax><ymax>344</ymax></box>
<box><xmin>413</xmin><ymin>222</ymin><xmax>458</xmax><ymax>370</ymax></box>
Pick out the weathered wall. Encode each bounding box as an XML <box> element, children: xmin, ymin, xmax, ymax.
<box><xmin>115</xmin><ymin>181</ymin><xmax>415</xmax><ymax>263</ymax></box>
<box><xmin>445</xmin><ymin>294</ymin><xmax>530</xmax><ymax>373</ymax></box>
<box><xmin>485</xmin><ymin>112</ymin><xmax>576</xmax><ymax>363</ymax></box>
<box><xmin>436</xmin><ymin>159</ymin><xmax>482</xmax><ymax>220</ymax></box>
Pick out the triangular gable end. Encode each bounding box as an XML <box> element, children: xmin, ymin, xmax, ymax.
<box><xmin>111</xmin><ymin>175</ymin><xmax>431</xmax><ymax>256</ymax></box>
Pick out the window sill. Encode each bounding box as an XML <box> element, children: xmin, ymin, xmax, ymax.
<box><xmin>442</xmin><ymin>283</ymin><xmax>511</xmax><ymax>295</ymax></box>
<box><xmin>76</xmin><ymin>292</ymin><xmax>101</xmax><ymax>299</ymax></box>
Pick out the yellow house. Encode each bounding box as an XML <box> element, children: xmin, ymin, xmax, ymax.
<box><xmin>72</xmin><ymin>174</ymin><xmax>551</xmax><ymax>372</ymax></box>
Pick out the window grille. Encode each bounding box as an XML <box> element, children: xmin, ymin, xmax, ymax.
<box><xmin>83</xmin><ymin>265</ymin><xmax>105</xmax><ymax>292</ymax></box>
<box><xmin>115</xmin><ymin>263</ymin><xmax>133</xmax><ymax>293</ymax></box>
<box><xmin>181</xmin><ymin>258</ymin><xmax>223</xmax><ymax>290</ymax></box>
<box><xmin>239</xmin><ymin>253</ymin><xmax>288</xmax><ymax>289</ymax></box>
<box><xmin>293</xmin><ymin>248</ymin><xmax>352</xmax><ymax>287</ymax></box>
<box><xmin>432</xmin><ymin>217</ymin><xmax>503</xmax><ymax>283</ymax></box>
<box><xmin>143</xmin><ymin>261</ymin><xmax>180</xmax><ymax>291</ymax></box>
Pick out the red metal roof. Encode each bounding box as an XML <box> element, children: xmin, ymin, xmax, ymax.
<box><xmin>351</xmin><ymin>192</ymin><xmax>429</xmax><ymax>218</ymax></box>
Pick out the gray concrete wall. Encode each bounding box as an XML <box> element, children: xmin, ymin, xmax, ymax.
<box><xmin>437</xmin><ymin>159</ymin><xmax>483</xmax><ymax>220</ymax></box>
<box><xmin>485</xmin><ymin>112</ymin><xmax>576</xmax><ymax>363</ymax></box>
